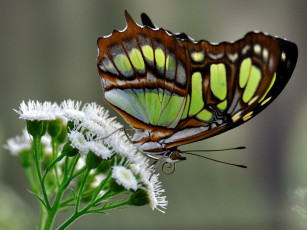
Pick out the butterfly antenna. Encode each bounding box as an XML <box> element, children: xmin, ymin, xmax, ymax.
<box><xmin>181</xmin><ymin>146</ymin><xmax>246</xmax><ymax>153</ymax></box>
<box><xmin>182</xmin><ymin>152</ymin><xmax>247</xmax><ymax>168</ymax></box>
<box><xmin>162</xmin><ymin>162</ymin><xmax>176</xmax><ymax>175</ymax></box>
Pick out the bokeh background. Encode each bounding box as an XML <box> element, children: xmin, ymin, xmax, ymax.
<box><xmin>0</xmin><ymin>0</ymin><xmax>306</xmax><ymax>229</ymax></box>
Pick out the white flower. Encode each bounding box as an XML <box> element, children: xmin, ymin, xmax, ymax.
<box><xmin>104</xmin><ymin>132</ymin><xmax>138</xmax><ymax>161</ymax></box>
<box><xmin>67</xmin><ymin>131</ymin><xmax>89</xmax><ymax>155</ymax></box>
<box><xmin>60</xmin><ymin>100</ymin><xmax>85</xmax><ymax>122</ymax></box>
<box><xmin>292</xmin><ymin>188</ymin><xmax>307</xmax><ymax>218</ymax></box>
<box><xmin>111</xmin><ymin>166</ymin><xmax>138</xmax><ymax>191</ymax></box>
<box><xmin>82</xmin><ymin>103</ymin><xmax>109</xmax><ymax>118</ymax></box>
<box><xmin>145</xmin><ymin>173</ymin><xmax>168</xmax><ymax>213</ymax></box>
<box><xmin>4</xmin><ymin>128</ymin><xmax>32</xmax><ymax>155</ymax></box>
<box><xmin>87</xmin><ymin>141</ymin><xmax>114</xmax><ymax>160</ymax></box>
<box><xmin>81</xmin><ymin>102</ymin><xmax>122</xmax><ymax>136</ymax></box>
<box><xmin>14</xmin><ymin>100</ymin><xmax>58</xmax><ymax>121</ymax></box>
<box><xmin>134</xmin><ymin>159</ymin><xmax>168</xmax><ymax>213</ymax></box>
<box><xmin>81</xmin><ymin>118</ymin><xmax>107</xmax><ymax>136</ymax></box>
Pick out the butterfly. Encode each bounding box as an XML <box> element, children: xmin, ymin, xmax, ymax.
<box><xmin>97</xmin><ymin>11</ymin><xmax>298</xmax><ymax>164</ymax></box>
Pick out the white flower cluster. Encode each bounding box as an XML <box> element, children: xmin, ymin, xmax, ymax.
<box><xmin>293</xmin><ymin>188</ymin><xmax>307</xmax><ymax>218</ymax></box>
<box><xmin>4</xmin><ymin>128</ymin><xmax>32</xmax><ymax>155</ymax></box>
<box><xmin>9</xmin><ymin>100</ymin><xmax>168</xmax><ymax>212</ymax></box>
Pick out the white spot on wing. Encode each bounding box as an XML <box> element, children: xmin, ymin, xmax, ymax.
<box><xmin>253</xmin><ymin>44</ymin><xmax>261</xmax><ymax>55</ymax></box>
<box><xmin>163</xmin><ymin>126</ymin><xmax>209</xmax><ymax>144</ymax></box>
<box><xmin>139</xmin><ymin>142</ymin><xmax>164</xmax><ymax>153</ymax></box>
<box><xmin>262</xmin><ymin>48</ymin><xmax>269</xmax><ymax>62</ymax></box>
<box><xmin>232</xmin><ymin>111</ymin><xmax>242</xmax><ymax>122</ymax></box>
<box><xmin>242</xmin><ymin>45</ymin><xmax>250</xmax><ymax>55</ymax></box>
<box><xmin>227</xmin><ymin>53</ymin><xmax>238</xmax><ymax>62</ymax></box>
<box><xmin>281</xmin><ymin>52</ymin><xmax>286</xmax><ymax>61</ymax></box>
<box><xmin>208</xmin><ymin>52</ymin><xmax>224</xmax><ymax>60</ymax></box>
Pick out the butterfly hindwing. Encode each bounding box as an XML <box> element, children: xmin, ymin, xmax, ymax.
<box><xmin>97</xmin><ymin>12</ymin><xmax>191</xmax><ymax>132</ymax></box>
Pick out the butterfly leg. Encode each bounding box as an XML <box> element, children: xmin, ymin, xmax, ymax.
<box><xmin>149</xmin><ymin>151</ymin><xmax>169</xmax><ymax>180</ymax></box>
<box><xmin>98</xmin><ymin>127</ymin><xmax>134</xmax><ymax>143</ymax></box>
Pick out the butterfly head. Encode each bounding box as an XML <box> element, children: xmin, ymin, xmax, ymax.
<box><xmin>165</xmin><ymin>149</ymin><xmax>186</xmax><ymax>163</ymax></box>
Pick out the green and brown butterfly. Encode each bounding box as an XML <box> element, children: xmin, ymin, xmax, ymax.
<box><xmin>96</xmin><ymin>11</ymin><xmax>298</xmax><ymax>164</ymax></box>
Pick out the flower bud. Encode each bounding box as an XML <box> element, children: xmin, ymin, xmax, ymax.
<box><xmin>96</xmin><ymin>160</ymin><xmax>111</xmax><ymax>174</ymax></box>
<box><xmin>62</xmin><ymin>141</ymin><xmax>79</xmax><ymax>157</ymax></box>
<box><xmin>108</xmin><ymin>178</ymin><xmax>125</xmax><ymax>193</ymax></box>
<box><xmin>128</xmin><ymin>189</ymin><xmax>150</xmax><ymax>206</ymax></box>
<box><xmin>57</xmin><ymin>125</ymin><xmax>67</xmax><ymax>144</ymax></box>
<box><xmin>27</xmin><ymin>120</ymin><xmax>48</xmax><ymax>137</ymax></box>
<box><xmin>48</xmin><ymin>119</ymin><xmax>62</xmax><ymax>138</ymax></box>
<box><xmin>86</xmin><ymin>151</ymin><xmax>102</xmax><ymax>170</ymax></box>
<box><xmin>18</xmin><ymin>149</ymin><xmax>33</xmax><ymax>168</ymax></box>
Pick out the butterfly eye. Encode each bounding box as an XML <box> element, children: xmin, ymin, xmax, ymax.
<box><xmin>169</xmin><ymin>150</ymin><xmax>181</xmax><ymax>161</ymax></box>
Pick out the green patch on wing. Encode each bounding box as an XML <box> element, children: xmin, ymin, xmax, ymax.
<box><xmin>104</xmin><ymin>89</ymin><xmax>138</xmax><ymax>119</ymax></box>
<box><xmin>217</xmin><ymin>100</ymin><xmax>227</xmax><ymax>111</ymax></box>
<box><xmin>242</xmin><ymin>65</ymin><xmax>261</xmax><ymax>103</ymax></box>
<box><xmin>197</xmin><ymin>109</ymin><xmax>213</xmax><ymax>121</ymax></box>
<box><xmin>181</xmin><ymin>94</ymin><xmax>190</xmax><ymax>120</ymax></box>
<box><xmin>145</xmin><ymin>88</ymin><xmax>162</xmax><ymax>125</ymax></box>
<box><xmin>142</xmin><ymin>45</ymin><xmax>154</xmax><ymax>62</ymax></box>
<box><xmin>105</xmin><ymin>87</ymin><xmax>185</xmax><ymax>128</ymax></box>
<box><xmin>258</xmin><ymin>72</ymin><xmax>276</xmax><ymax>103</ymax></box>
<box><xmin>210</xmin><ymin>63</ymin><xmax>227</xmax><ymax>100</ymax></box>
<box><xmin>158</xmin><ymin>94</ymin><xmax>185</xmax><ymax>128</ymax></box>
<box><xmin>239</xmin><ymin>58</ymin><xmax>252</xmax><ymax>88</ymax></box>
<box><xmin>125</xmin><ymin>89</ymin><xmax>149</xmax><ymax>123</ymax></box>
<box><xmin>129</xmin><ymin>49</ymin><xmax>145</xmax><ymax>72</ymax></box>
<box><xmin>114</xmin><ymin>54</ymin><xmax>132</xmax><ymax>76</ymax></box>
<box><xmin>189</xmin><ymin>72</ymin><xmax>204</xmax><ymax>116</ymax></box>
<box><xmin>155</xmin><ymin>48</ymin><xmax>165</xmax><ymax>68</ymax></box>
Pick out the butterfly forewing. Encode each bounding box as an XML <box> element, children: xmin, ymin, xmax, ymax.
<box><xmin>160</xmin><ymin>32</ymin><xmax>297</xmax><ymax>149</ymax></box>
<box><xmin>97</xmin><ymin>12</ymin><xmax>297</xmax><ymax>153</ymax></box>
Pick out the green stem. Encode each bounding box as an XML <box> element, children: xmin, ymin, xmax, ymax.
<box><xmin>57</xmin><ymin>211</ymin><xmax>82</xmax><ymax>230</ymax></box>
<box><xmin>41</xmin><ymin>153</ymin><xmax>65</xmax><ymax>209</ymax></box>
<box><xmin>75</xmin><ymin>168</ymin><xmax>91</xmax><ymax>213</ymax></box>
<box><xmin>62</xmin><ymin>157</ymin><xmax>70</xmax><ymax>182</ymax></box>
<box><xmin>59</xmin><ymin>190</ymin><xmax>95</xmax><ymax>208</ymax></box>
<box><xmin>90</xmin><ymin>170</ymin><xmax>112</xmax><ymax>204</ymax></box>
<box><xmin>58</xmin><ymin>199</ymin><xmax>130</xmax><ymax>229</ymax></box>
<box><xmin>89</xmin><ymin>200</ymin><xmax>130</xmax><ymax>213</ymax></box>
<box><xmin>51</xmin><ymin>138</ymin><xmax>60</xmax><ymax>186</ymax></box>
<box><xmin>44</xmin><ymin>187</ymin><xmax>65</xmax><ymax>230</ymax></box>
<box><xmin>33</xmin><ymin>135</ymin><xmax>48</xmax><ymax>199</ymax></box>
<box><xmin>32</xmin><ymin>135</ymin><xmax>49</xmax><ymax>229</ymax></box>
<box><xmin>25</xmin><ymin>166</ymin><xmax>47</xmax><ymax>230</ymax></box>
<box><xmin>25</xmin><ymin>167</ymin><xmax>36</xmax><ymax>191</ymax></box>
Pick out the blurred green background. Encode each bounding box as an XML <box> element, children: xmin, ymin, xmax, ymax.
<box><xmin>0</xmin><ymin>0</ymin><xmax>306</xmax><ymax>229</ymax></box>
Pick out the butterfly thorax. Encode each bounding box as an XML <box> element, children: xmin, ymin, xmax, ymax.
<box><xmin>145</xmin><ymin>146</ymin><xmax>187</xmax><ymax>163</ymax></box>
